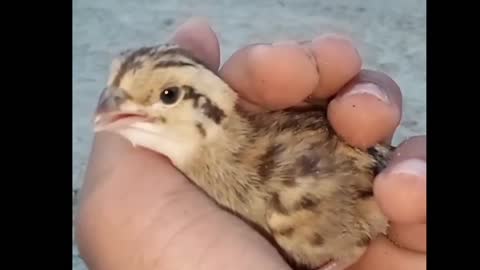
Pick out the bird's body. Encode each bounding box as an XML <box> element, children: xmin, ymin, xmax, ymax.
<box><xmin>94</xmin><ymin>43</ymin><xmax>395</xmax><ymax>270</ymax></box>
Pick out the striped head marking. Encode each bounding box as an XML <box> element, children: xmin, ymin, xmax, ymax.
<box><xmin>93</xmin><ymin>44</ymin><xmax>238</xmax><ymax>166</ymax></box>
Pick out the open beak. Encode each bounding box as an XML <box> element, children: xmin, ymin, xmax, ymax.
<box><xmin>93</xmin><ymin>87</ymin><xmax>150</xmax><ymax>132</ymax></box>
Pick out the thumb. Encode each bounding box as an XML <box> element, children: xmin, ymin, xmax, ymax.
<box><xmin>79</xmin><ymin>132</ymin><xmax>179</xmax><ymax>199</ymax></box>
<box><xmin>76</xmin><ymin>133</ymin><xmax>292</xmax><ymax>270</ymax></box>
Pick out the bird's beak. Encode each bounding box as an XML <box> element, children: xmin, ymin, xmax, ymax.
<box><xmin>95</xmin><ymin>86</ymin><xmax>127</xmax><ymax>115</ymax></box>
<box><xmin>93</xmin><ymin>87</ymin><xmax>149</xmax><ymax>132</ymax></box>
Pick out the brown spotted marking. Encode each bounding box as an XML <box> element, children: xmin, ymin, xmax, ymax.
<box><xmin>258</xmin><ymin>144</ymin><xmax>286</xmax><ymax>180</ymax></box>
<box><xmin>278</xmin><ymin>167</ymin><xmax>297</xmax><ymax>186</ymax></box>
<box><xmin>336</xmin><ymin>159</ymin><xmax>358</xmax><ymax>175</ymax></box>
<box><xmin>157</xmin><ymin>116</ymin><xmax>167</xmax><ymax>124</ymax></box>
<box><xmin>276</xmin><ymin>106</ymin><xmax>331</xmax><ymax>133</ymax></box>
<box><xmin>356</xmin><ymin>235</ymin><xmax>371</xmax><ymax>247</ymax></box>
<box><xmin>271</xmin><ymin>193</ymin><xmax>288</xmax><ymax>215</ymax></box>
<box><xmin>276</xmin><ymin>227</ymin><xmax>295</xmax><ymax>237</ymax></box>
<box><xmin>356</xmin><ymin>189</ymin><xmax>373</xmax><ymax>199</ymax></box>
<box><xmin>234</xmin><ymin>103</ymin><xmax>266</xmax><ymax>133</ymax></box>
<box><xmin>296</xmin><ymin>153</ymin><xmax>322</xmax><ymax>177</ymax></box>
<box><xmin>366</xmin><ymin>145</ymin><xmax>396</xmax><ymax>176</ymax></box>
<box><xmin>196</xmin><ymin>122</ymin><xmax>207</xmax><ymax>137</ymax></box>
<box><xmin>277</xmin><ymin>116</ymin><xmax>302</xmax><ymax>132</ymax></box>
<box><xmin>182</xmin><ymin>85</ymin><xmax>226</xmax><ymax>124</ymax></box>
<box><xmin>282</xmin><ymin>179</ymin><xmax>297</xmax><ymax>187</ymax></box>
<box><xmin>368</xmin><ymin>163</ymin><xmax>381</xmax><ymax>177</ymax></box>
<box><xmin>311</xmin><ymin>233</ymin><xmax>325</xmax><ymax>246</ymax></box>
<box><xmin>294</xmin><ymin>194</ymin><xmax>319</xmax><ymax>211</ymax></box>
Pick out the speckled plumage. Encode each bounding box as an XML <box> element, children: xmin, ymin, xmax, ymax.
<box><xmin>93</xmin><ymin>43</ymin><xmax>396</xmax><ymax>270</ymax></box>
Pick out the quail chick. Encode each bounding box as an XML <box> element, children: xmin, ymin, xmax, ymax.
<box><xmin>93</xmin><ymin>43</ymin><xmax>396</xmax><ymax>270</ymax></box>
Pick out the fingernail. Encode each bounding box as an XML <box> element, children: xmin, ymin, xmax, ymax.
<box><xmin>318</xmin><ymin>261</ymin><xmax>343</xmax><ymax>270</ymax></box>
<box><xmin>319</xmin><ymin>33</ymin><xmax>354</xmax><ymax>44</ymax></box>
<box><xmin>343</xmin><ymin>83</ymin><xmax>390</xmax><ymax>104</ymax></box>
<box><xmin>390</xmin><ymin>158</ymin><xmax>426</xmax><ymax>178</ymax></box>
<box><xmin>272</xmin><ymin>40</ymin><xmax>299</xmax><ymax>46</ymax></box>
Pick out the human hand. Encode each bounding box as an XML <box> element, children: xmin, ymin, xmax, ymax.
<box><xmin>75</xmin><ymin>17</ymin><xmax>426</xmax><ymax>270</ymax></box>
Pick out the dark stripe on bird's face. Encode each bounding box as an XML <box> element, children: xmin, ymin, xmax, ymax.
<box><xmin>182</xmin><ymin>85</ymin><xmax>226</xmax><ymax>124</ymax></box>
<box><xmin>154</xmin><ymin>60</ymin><xmax>195</xmax><ymax>69</ymax></box>
<box><xmin>153</xmin><ymin>47</ymin><xmax>208</xmax><ymax>68</ymax></box>
<box><xmin>195</xmin><ymin>122</ymin><xmax>207</xmax><ymax>137</ymax></box>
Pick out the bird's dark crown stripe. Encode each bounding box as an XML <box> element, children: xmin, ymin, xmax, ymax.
<box><xmin>148</xmin><ymin>47</ymin><xmax>207</xmax><ymax>68</ymax></box>
<box><xmin>154</xmin><ymin>60</ymin><xmax>195</xmax><ymax>69</ymax></box>
<box><xmin>111</xmin><ymin>45</ymin><xmax>207</xmax><ymax>87</ymax></box>
<box><xmin>112</xmin><ymin>46</ymin><xmax>154</xmax><ymax>86</ymax></box>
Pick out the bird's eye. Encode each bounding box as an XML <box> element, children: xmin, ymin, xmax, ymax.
<box><xmin>160</xmin><ymin>86</ymin><xmax>182</xmax><ymax>105</ymax></box>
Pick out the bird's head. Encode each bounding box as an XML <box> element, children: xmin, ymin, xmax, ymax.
<box><xmin>93</xmin><ymin>44</ymin><xmax>238</xmax><ymax>166</ymax></box>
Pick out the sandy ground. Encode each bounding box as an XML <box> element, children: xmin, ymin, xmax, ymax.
<box><xmin>72</xmin><ymin>0</ymin><xmax>426</xmax><ymax>268</ymax></box>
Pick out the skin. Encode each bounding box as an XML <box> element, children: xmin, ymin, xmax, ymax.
<box><xmin>75</xmin><ymin>17</ymin><xmax>426</xmax><ymax>270</ymax></box>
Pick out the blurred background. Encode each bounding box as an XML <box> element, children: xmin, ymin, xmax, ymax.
<box><xmin>72</xmin><ymin>0</ymin><xmax>426</xmax><ymax>269</ymax></box>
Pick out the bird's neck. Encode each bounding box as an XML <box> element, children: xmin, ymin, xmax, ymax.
<box><xmin>181</xmin><ymin>105</ymin><xmax>267</xmax><ymax>218</ymax></box>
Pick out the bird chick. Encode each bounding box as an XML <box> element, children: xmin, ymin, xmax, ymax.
<box><xmin>93</xmin><ymin>43</ymin><xmax>396</xmax><ymax>270</ymax></box>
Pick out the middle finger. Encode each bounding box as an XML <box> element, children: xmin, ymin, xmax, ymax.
<box><xmin>219</xmin><ymin>35</ymin><xmax>362</xmax><ymax>110</ymax></box>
